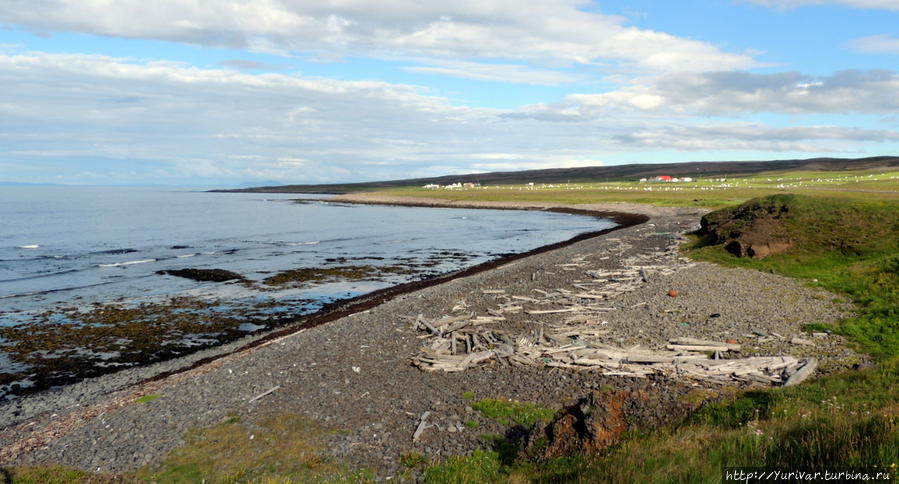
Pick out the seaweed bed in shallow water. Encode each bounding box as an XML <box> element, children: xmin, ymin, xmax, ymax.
<box><xmin>0</xmin><ymin>296</ymin><xmax>300</xmax><ymax>399</ymax></box>
<box><xmin>0</xmin><ymin>257</ymin><xmax>484</xmax><ymax>400</ymax></box>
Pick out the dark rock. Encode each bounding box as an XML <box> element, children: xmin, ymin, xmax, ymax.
<box><xmin>157</xmin><ymin>268</ymin><xmax>245</xmax><ymax>282</ymax></box>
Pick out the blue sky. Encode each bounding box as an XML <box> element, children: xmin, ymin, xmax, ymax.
<box><xmin>1</xmin><ymin>0</ymin><xmax>898</xmax><ymax>186</ymax></box>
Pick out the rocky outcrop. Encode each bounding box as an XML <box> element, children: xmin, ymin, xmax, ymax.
<box><xmin>699</xmin><ymin>195</ymin><xmax>795</xmax><ymax>259</ymax></box>
<box><xmin>523</xmin><ymin>388</ymin><xmax>696</xmax><ymax>460</ymax></box>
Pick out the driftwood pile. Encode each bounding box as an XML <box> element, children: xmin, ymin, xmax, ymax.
<box><xmin>410</xmin><ymin>234</ymin><xmax>817</xmax><ymax>387</ymax></box>
<box><xmin>410</xmin><ymin>313</ymin><xmax>816</xmax><ymax>386</ymax></box>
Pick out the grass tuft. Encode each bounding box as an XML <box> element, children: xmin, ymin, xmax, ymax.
<box><xmin>471</xmin><ymin>398</ymin><xmax>555</xmax><ymax>428</ymax></box>
<box><xmin>134</xmin><ymin>394</ymin><xmax>160</xmax><ymax>404</ymax></box>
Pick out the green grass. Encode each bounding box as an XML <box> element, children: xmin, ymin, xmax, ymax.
<box><xmin>380</xmin><ymin>168</ymin><xmax>899</xmax><ymax>209</ymax></box>
<box><xmin>400</xmin><ymin>452</ymin><xmax>429</xmax><ymax>469</ymax></box>
<box><xmin>136</xmin><ymin>414</ymin><xmax>371</xmax><ymax>483</ymax></box>
<box><xmin>0</xmin><ymin>466</ymin><xmax>113</xmax><ymax>484</ymax></box>
<box><xmin>134</xmin><ymin>394</ymin><xmax>160</xmax><ymax>404</ymax></box>
<box><xmin>471</xmin><ymin>398</ymin><xmax>556</xmax><ymax>427</ymax></box>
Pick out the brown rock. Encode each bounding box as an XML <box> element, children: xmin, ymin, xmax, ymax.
<box><xmin>528</xmin><ymin>389</ymin><xmax>631</xmax><ymax>460</ymax></box>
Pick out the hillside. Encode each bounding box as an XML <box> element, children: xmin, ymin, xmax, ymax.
<box><xmin>218</xmin><ymin>156</ymin><xmax>899</xmax><ymax>193</ymax></box>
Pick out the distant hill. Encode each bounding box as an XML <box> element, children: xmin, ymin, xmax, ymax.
<box><xmin>216</xmin><ymin>156</ymin><xmax>899</xmax><ymax>194</ymax></box>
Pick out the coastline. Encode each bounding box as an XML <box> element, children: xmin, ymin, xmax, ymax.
<box><xmin>0</xmin><ymin>198</ymin><xmax>650</xmax><ymax>449</ymax></box>
<box><xmin>0</xmin><ymin>196</ymin><xmax>864</xmax><ymax>478</ymax></box>
<box><xmin>0</xmin><ymin>196</ymin><xmax>632</xmax><ymax>403</ymax></box>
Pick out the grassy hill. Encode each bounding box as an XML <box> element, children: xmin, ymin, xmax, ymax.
<box><xmin>218</xmin><ymin>156</ymin><xmax>899</xmax><ymax>194</ymax></box>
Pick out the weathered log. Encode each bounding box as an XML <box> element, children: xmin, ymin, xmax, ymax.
<box><xmin>783</xmin><ymin>358</ymin><xmax>817</xmax><ymax>387</ymax></box>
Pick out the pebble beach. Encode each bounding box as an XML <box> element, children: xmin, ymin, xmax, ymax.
<box><xmin>0</xmin><ymin>196</ymin><xmax>866</xmax><ymax>478</ymax></box>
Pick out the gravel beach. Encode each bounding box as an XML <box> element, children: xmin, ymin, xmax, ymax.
<box><xmin>0</xmin><ymin>196</ymin><xmax>866</xmax><ymax>478</ymax></box>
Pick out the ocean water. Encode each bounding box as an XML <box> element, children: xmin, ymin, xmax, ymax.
<box><xmin>0</xmin><ymin>186</ymin><xmax>614</xmax><ymax>397</ymax></box>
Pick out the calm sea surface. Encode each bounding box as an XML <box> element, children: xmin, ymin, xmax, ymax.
<box><xmin>0</xmin><ymin>186</ymin><xmax>614</xmax><ymax>397</ymax></box>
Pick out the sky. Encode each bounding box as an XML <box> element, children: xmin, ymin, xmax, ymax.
<box><xmin>1</xmin><ymin>0</ymin><xmax>898</xmax><ymax>186</ymax></box>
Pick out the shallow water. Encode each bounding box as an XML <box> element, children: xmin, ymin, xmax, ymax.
<box><xmin>0</xmin><ymin>186</ymin><xmax>614</xmax><ymax>398</ymax></box>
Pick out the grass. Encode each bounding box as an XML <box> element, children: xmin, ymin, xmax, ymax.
<box><xmin>381</xmin><ymin>168</ymin><xmax>899</xmax><ymax>209</ymax></box>
<box><xmin>471</xmin><ymin>398</ymin><xmax>556</xmax><ymax>428</ymax></box>
<box><xmin>135</xmin><ymin>414</ymin><xmax>371</xmax><ymax>483</ymax></box>
<box><xmin>134</xmin><ymin>394</ymin><xmax>160</xmax><ymax>404</ymax></box>
<box><xmin>0</xmin><ymin>466</ymin><xmax>121</xmax><ymax>484</ymax></box>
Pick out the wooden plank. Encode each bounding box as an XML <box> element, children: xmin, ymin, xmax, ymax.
<box><xmin>667</xmin><ymin>343</ymin><xmax>741</xmax><ymax>352</ymax></box>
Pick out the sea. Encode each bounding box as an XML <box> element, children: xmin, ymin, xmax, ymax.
<box><xmin>0</xmin><ymin>186</ymin><xmax>614</xmax><ymax>398</ymax></box>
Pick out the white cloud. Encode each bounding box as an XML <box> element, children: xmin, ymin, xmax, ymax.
<box><xmin>847</xmin><ymin>34</ymin><xmax>899</xmax><ymax>54</ymax></box>
<box><xmin>744</xmin><ymin>0</ymin><xmax>899</xmax><ymax>10</ymax></box>
<box><xmin>523</xmin><ymin>70</ymin><xmax>899</xmax><ymax>117</ymax></box>
<box><xmin>404</xmin><ymin>60</ymin><xmax>582</xmax><ymax>86</ymax></box>
<box><xmin>0</xmin><ymin>0</ymin><xmax>755</xmax><ymax>73</ymax></box>
<box><xmin>0</xmin><ymin>51</ymin><xmax>895</xmax><ymax>185</ymax></box>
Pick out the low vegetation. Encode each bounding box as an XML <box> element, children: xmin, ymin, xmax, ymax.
<box><xmin>470</xmin><ymin>398</ymin><xmax>556</xmax><ymax>428</ymax></box>
<box><xmin>425</xmin><ymin>360</ymin><xmax>899</xmax><ymax>483</ymax></box>
<box><xmin>136</xmin><ymin>414</ymin><xmax>369</xmax><ymax>483</ymax></box>
<box><xmin>384</xmin><ymin>168</ymin><xmax>899</xmax><ymax>209</ymax></box>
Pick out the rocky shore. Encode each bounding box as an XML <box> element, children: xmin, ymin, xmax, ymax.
<box><xmin>0</xmin><ymin>196</ymin><xmax>865</xmax><ymax>479</ymax></box>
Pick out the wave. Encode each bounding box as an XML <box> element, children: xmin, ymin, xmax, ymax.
<box><xmin>176</xmin><ymin>253</ymin><xmax>198</xmax><ymax>258</ymax></box>
<box><xmin>0</xmin><ymin>280</ymin><xmax>119</xmax><ymax>299</ymax></box>
<box><xmin>98</xmin><ymin>259</ymin><xmax>156</xmax><ymax>268</ymax></box>
<box><xmin>17</xmin><ymin>245</ymin><xmax>40</xmax><ymax>249</ymax></box>
<box><xmin>0</xmin><ymin>268</ymin><xmax>81</xmax><ymax>284</ymax></box>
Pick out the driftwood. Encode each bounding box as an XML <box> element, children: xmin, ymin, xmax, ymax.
<box><xmin>409</xmin><ymin>235</ymin><xmax>811</xmax><ymax>387</ymax></box>
<box><xmin>783</xmin><ymin>358</ymin><xmax>818</xmax><ymax>387</ymax></box>
<box><xmin>410</xmin><ymin>310</ymin><xmax>808</xmax><ymax>386</ymax></box>
<box><xmin>412</xmin><ymin>411</ymin><xmax>432</xmax><ymax>442</ymax></box>
<box><xmin>248</xmin><ymin>385</ymin><xmax>280</xmax><ymax>403</ymax></box>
